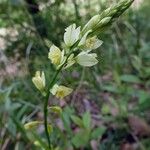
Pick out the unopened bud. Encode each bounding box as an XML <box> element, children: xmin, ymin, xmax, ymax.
<box><xmin>82</xmin><ymin>15</ymin><xmax>101</xmax><ymax>35</ymax></box>
<box><xmin>48</xmin><ymin>106</ymin><xmax>62</xmax><ymax>114</ymax></box>
<box><xmin>24</xmin><ymin>121</ymin><xmax>42</xmax><ymax>130</ymax></box>
<box><xmin>99</xmin><ymin>17</ymin><xmax>111</xmax><ymax>26</ymax></box>
<box><xmin>108</xmin><ymin>9</ymin><xmax>117</xmax><ymax>16</ymax></box>
<box><xmin>104</xmin><ymin>7</ymin><xmax>111</xmax><ymax>14</ymax></box>
<box><xmin>32</xmin><ymin>71</ymin><xmax>46</xmax><ymax>94</ymax></box>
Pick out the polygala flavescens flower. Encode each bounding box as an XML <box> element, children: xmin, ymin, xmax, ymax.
<box><xmin>31</xmin><ymin>0</ymin><xmax>134</xmax><ymax>147</ymax></box>
<box><xmin>80</xmin><ymin>36</ymin><xmax>103</xmax><ymax>51</ymax></box>
<box><xmin>24</xmin><ymin>121</ymin><xmax>42</xmax><ymax>130</ymax></box>
<box><xmin>76</xmin><ymin>51</ymin><xmax>98</xmax><ymax>67</ymax></box>
<box><xmin>48</xmin><ymin>106</ymin><xmax>62</xmax><ymax>114</ymax></box>
<box><xmin>32</xmin><ymin>71</ymin><xmax>45</xmax><ymax>93</ymax></box>
<box><xmin>50</xmin><ymin>84</ymin><xmax>73</xmax><ymax>99</ymax></box>
<box><xmin>48</xmin><ymin>45</ymin><xmax>65</xmax><ymax>66</ymax></box>
<box><xmin>64</xmin><ymin>24</ymin><xmax>80</xmax><ymax>47</ymax></box>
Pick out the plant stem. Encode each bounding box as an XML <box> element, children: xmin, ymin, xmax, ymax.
<box><xmin>44</xmin><ymin>53</ymin><xmax>72</xmax><ymax>149</ymax></box>
<box><xmin>44</xmin><ymin>68</ymin><xmax>62</xmax><ymax>149</ymax></box>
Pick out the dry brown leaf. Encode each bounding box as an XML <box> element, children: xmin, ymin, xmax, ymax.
<box><xmin>128</xmin><ymin>115</ymin><xmax>150</xmax><ymax>137</ymax></box>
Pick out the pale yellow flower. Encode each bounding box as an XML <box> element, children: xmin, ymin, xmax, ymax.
<box><xmin>64</xmin><ymin>24</ymin><xmax>80</xmax><ymax>47</ymax></box>
<box><xmin>48</xmin><ymin>45</ymin><xmax>65</xmax><ymax>66</ymax></box>
<box><xmin>48</xmin><ymin>106</ymin><xmax>62</xmax><ymax>114</ymax></box>
<box><xmin>76</xmin><ymin>51</ymin><xmax>98</xmax><ymax>67</ymax></box>
<box><xmin>50</xmin><ymin>84</ymin><xmax>73</xmax><ymax>99</ymax></box>
<box><xmin>83</xmin><ymin>36</ymin><xmax>103</xmax><ymax>51</ymax></box>
<box><xmin>24</xmin><ymin>121</ymin><xmax>42</xmax><ymax>130</ymax></box>
<box><xmin>32</xmin><ymin>71</ymin><xmax>45</xmax><ymax>92</ymax></box>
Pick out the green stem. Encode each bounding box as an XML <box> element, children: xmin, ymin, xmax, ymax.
<box><xmin>44</xmin><ymin>71</ymin><xmax>61</xmax><ymax>149</ymax></box>
<box><xmin>44</xmin><ymin>53</ymin><xmax>72</xmax><ymax>149</ymax></box>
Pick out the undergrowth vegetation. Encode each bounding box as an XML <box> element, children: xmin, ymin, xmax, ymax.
<box><xmin>0</xmin><ymin>0</ymin><xmax>150</xmax><ymax>150</ymax></box>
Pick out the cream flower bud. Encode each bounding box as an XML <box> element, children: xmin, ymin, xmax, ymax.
<box><xmin>76</xmin><ymin>51</ymin><xmax>98</xmax><ymax>67</ymax></box>
<box><xmin>50</xmin><ymin>84</ymin><xmax>73</xmax><ymax>99</ymax></box>
<box><xmin>48</xmin><ymin>45</ymin><xmax>64</xmax><ymax>66</ymax></box>
<box><xmin>82</xmin><ymin>15</ymin><xmax>101</xmax><ymax>35</ymax></box>
<box><xmin>103</xmin><ymin>7</ymin><xmax>111</xmax><ymax>15</ymax></box>
<box><xmin>24</xmin><ymin>121</ymin><xmax>42</xmax><ymax>130</ymax></box>
<box><xmin>98</xmin><ymin>17</ymin><xmax>112</xmax><ymax>26</ymax></box>
<box><xmin>32</xmin><ymin>71</ymin><xmax>45</xmax><ymax>92</ymax></box>
<box><xmin>64</xmin><ymin>24</ymin><xmax>80</xmax><ymax>47</ymax></box>
<box><xmin>48</xmin><ymin>106</ymin><xmax>62</xmax><ymax>114</ymax></box>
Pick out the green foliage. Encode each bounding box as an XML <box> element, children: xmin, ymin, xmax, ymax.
<box><xmin>0</xmin><ymin>0</ymin><xmax>150</xmax><ymax>149</ymax></box>
<box><xmin>70</xmin><ymin>111</ymin><xmax>106</xmax><ymax>148</ymax></box>
<box><xmin>120</xmin><ymin>74</ymin><xmax>141</xmax><ymax>83</ymax></box>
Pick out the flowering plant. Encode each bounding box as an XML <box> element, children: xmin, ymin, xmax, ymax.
<box><xmin>24</xmin><ymin>0</ymin><xmax>134</xmax><ymax>149</ymax></box>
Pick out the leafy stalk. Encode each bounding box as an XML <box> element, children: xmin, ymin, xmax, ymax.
<box><xmin>44</xmin><ymin>53</ymin><xmax>72</xmax><ymax>149</ymax></box>
<box><xmin>40</xmin><ymin>0</ymin><xmax>135</xmax><ymax>148</ymax></box>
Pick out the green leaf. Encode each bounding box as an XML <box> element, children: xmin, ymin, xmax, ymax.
<box><xmin>71</xmin><ymin>115</ymin><xmax>83</xmax><ymax>127</ymax></box>
<box><xmin>0</xmin><ymin>88</ymin><xmax>12</xmax><ymax>103</ymax></box>
<box><xmin>15</xmin><ymin>142</ymin><xmax>25</xmax><ymax>150</ymax></box>
<box><xmin>61</xmin><ymin>107</ymin><xmax>74</xmax><ymax>134</ymax></box>
<box><xmin>131</xmin><ymin>55</ymin><xmax>142</xmax><ymax>71</ymax></box>
<box><xmin>101</xmin><ymin>104</ymin><xmax>110</xmax><ymax>115</ymax></box>
<box><xmin>6</xmin><ymin>118</ymin><xmax>17</xmax><ymax>136</ymax></box>
<box><xmin>113</xmin><ymin>71</ymin><xmax>121</xmax><ymax>86</ymax></box>
<box><xmin>83</xmin><ymin>111</ymin><xmax>91</xmax><ymax>129</ymax></box>
<box><xmin>120</xmin><ymin>74</ymin><xmax>141</xmax><ymax>83</ymax></box>
<box><xmin>102</xmin><ymin>85</ymin><xmax>119</xmax><ymax>93</ymax></box>
<box><xmin>91</xmin><ymin>126</ymin><xmax>106</xmax><ymax>139</ymax></box>
<box><xmin>72</xmin><ymin>130</ymin><xmax>90</xmax><ymax>148</ymax></box>
<box><xmin>138</xmin><ymin>91</ymin><xmax>150</xmax><ymax>104</ymax></box>
<box><xmin>31</xmin><ymin>131</ymin><xmax>48</xmax><ymax>149</ymax></box>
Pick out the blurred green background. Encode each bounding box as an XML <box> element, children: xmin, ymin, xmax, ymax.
<box><xmin>0</xmin><ymin>0</ymin><xmax>150</xmax><ymax>149</ymax></box>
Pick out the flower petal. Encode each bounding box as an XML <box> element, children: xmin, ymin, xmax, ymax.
<box><xmin>48</xmin><ymin>45</ymin><xmax>62</xmax><ymax>65</ymax></box>
<box><xmin>32</xmin><ymin>71</ymin><xmax>45</xmax><ymax>92</ymax></box>
<box><xmin>78</xmin><ymin>30</ymin><xmax>91</xmax><ymax>47</ymax></box>
<box><xmin>76</xmin><ymin>52</ymin><xmax>98</xmax><ymax>67</ymax></box>
<box><xmin>50</xmin><ymin>84</ymin><xmax>73</xmax><ymax>99</ymax></box>
<box><xmin>64</xmin><ymin>24</ymin><xmax>80</xmax><ymax>47</ymax></box>
<box><xmin>83</xmin><ymin>36</ymin><xmax>103</xmax><ymax>51</ymax></box>
<box><xmin>24</xmin><ymin>121</ymin><xmax>42</xmax><ymax>130</ymax></box>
